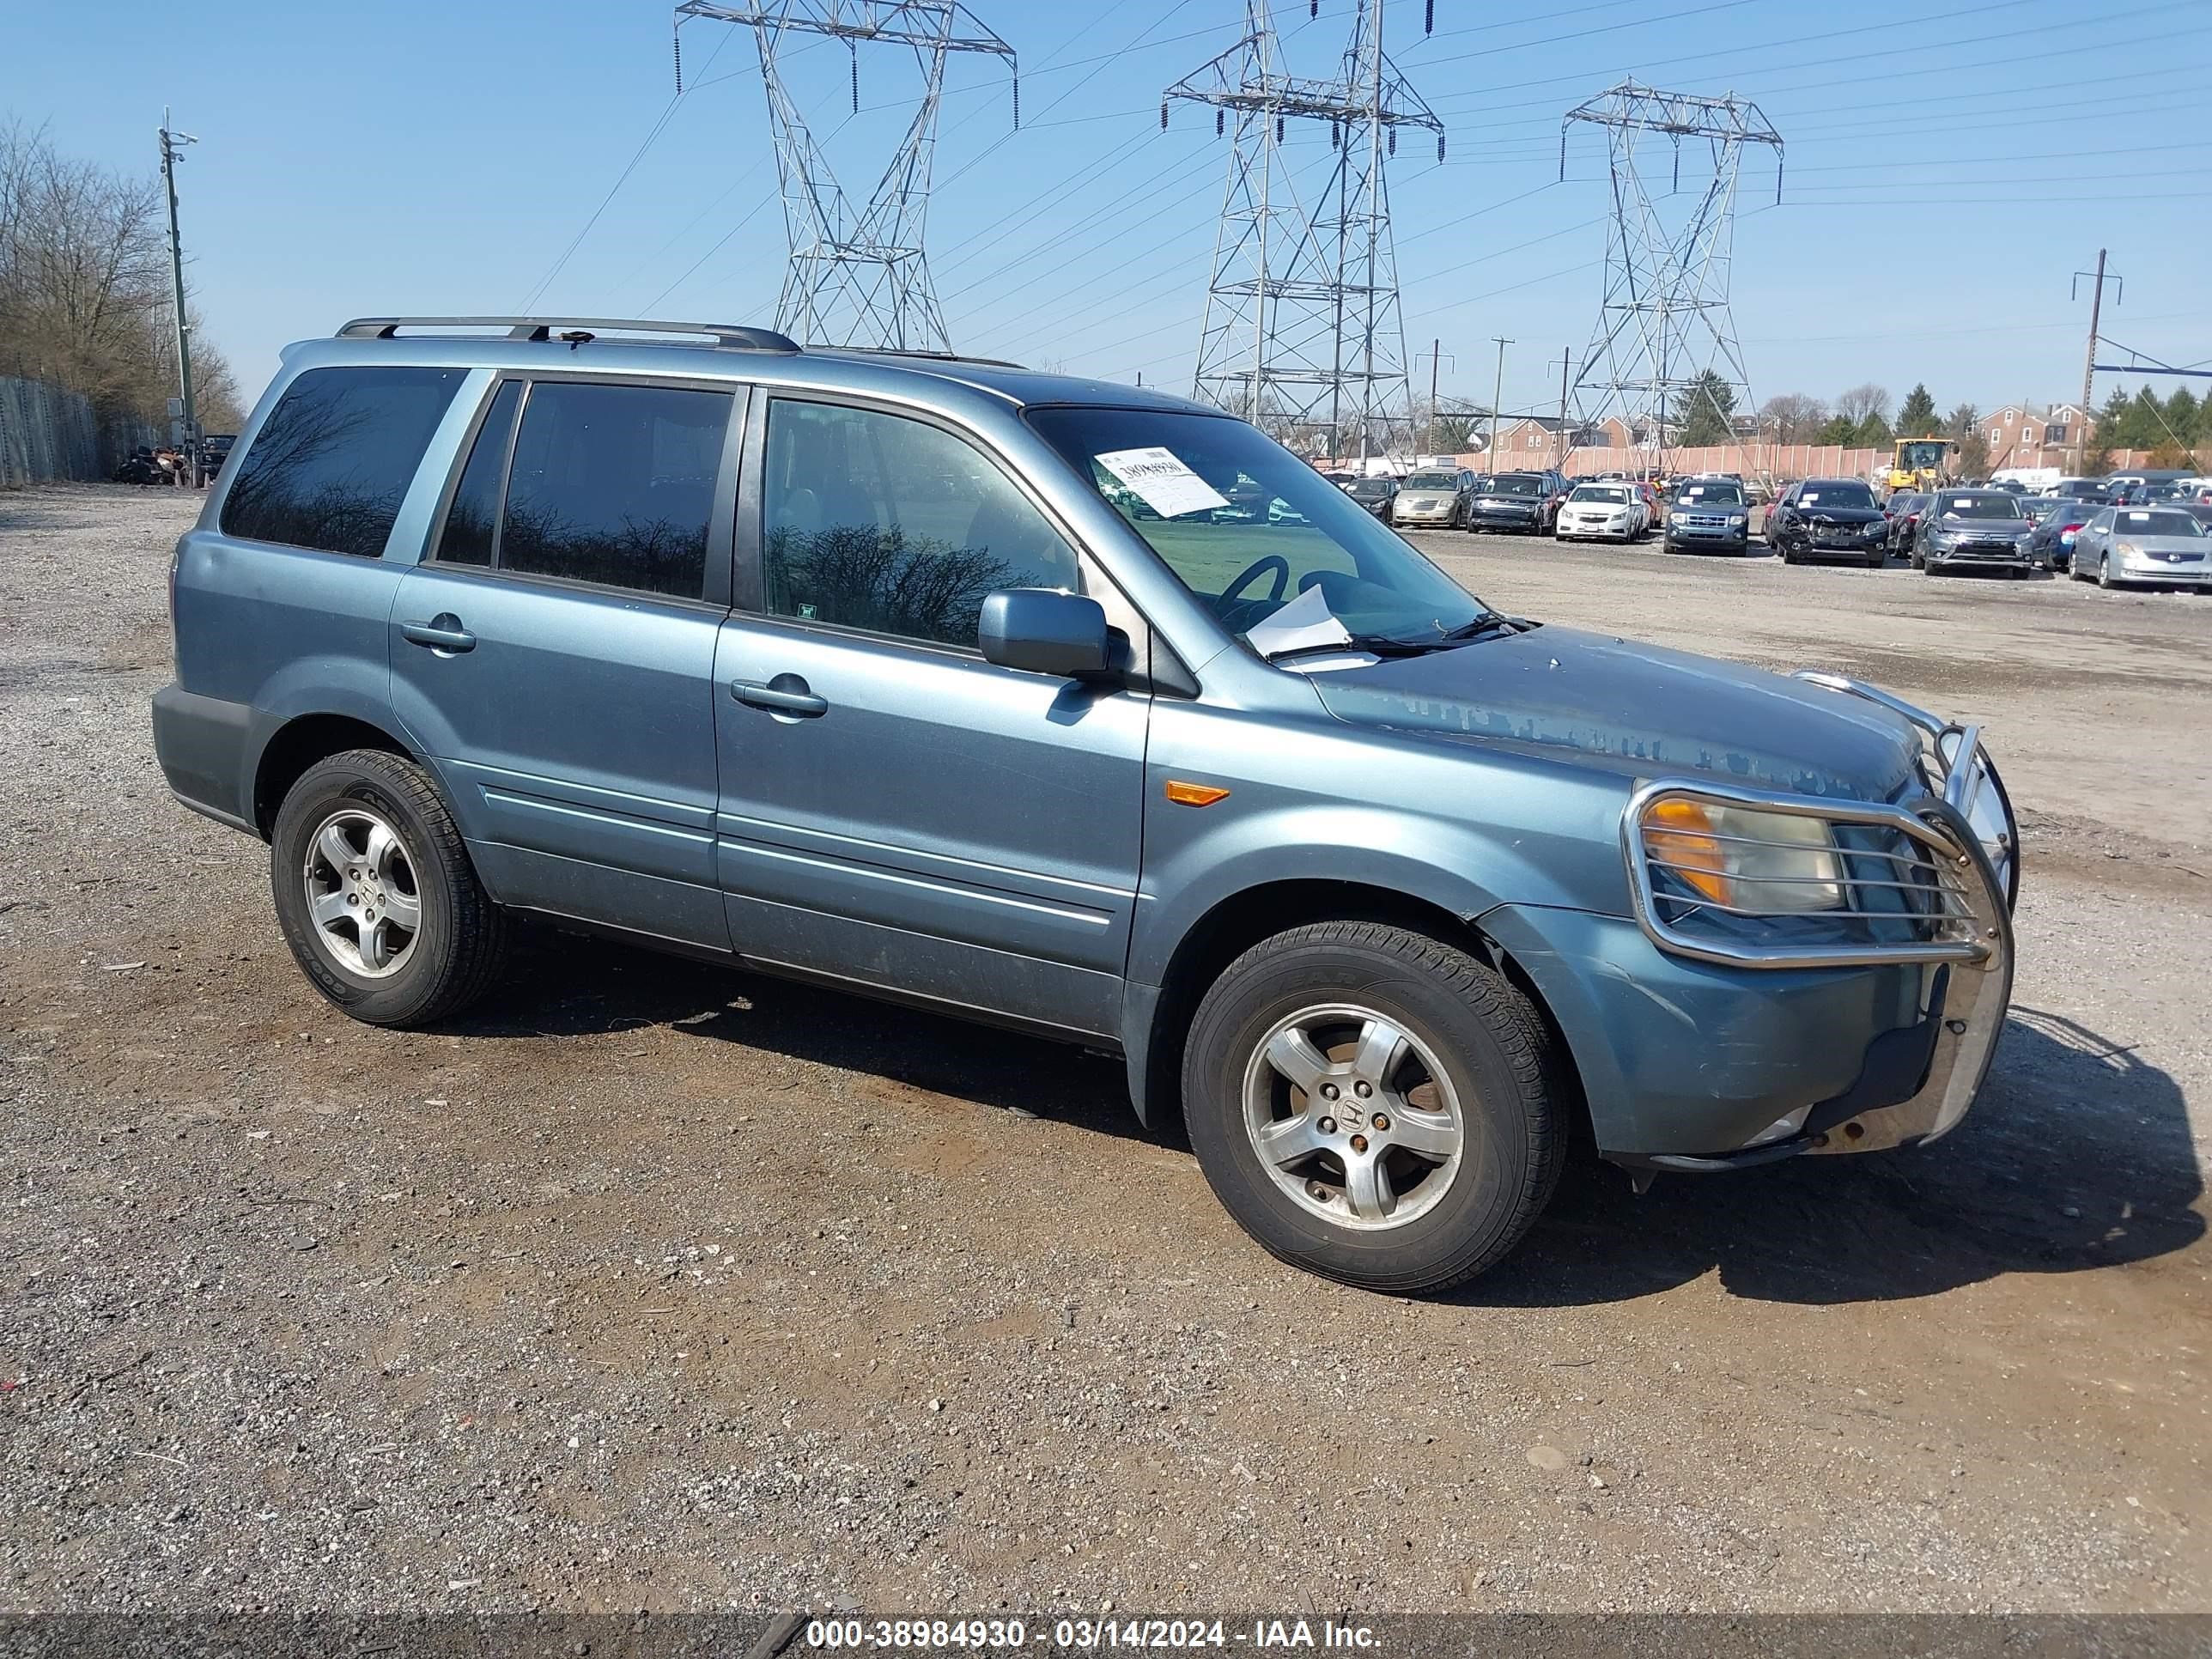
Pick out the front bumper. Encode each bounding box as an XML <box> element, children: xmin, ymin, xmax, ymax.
<box><xmin>2112</xmin><ymin>556</ymin><xmax>2211</xmax><ymax>586</ymax></box>
<box><xmin>1393</xmin><ymin>502</ymin><xmax>1458</xmax><ymax>526</ymax></box>
<box><xmin>1468</xmin><ymin>505</ymin><xmax>1540</xmax><ymax>530</ymax></box>
<box><xmin>1559</xmin><ymin>517</ymin><xmax>1632</xmax><ymax>538</ymax></box>
<box><xmin>1501</xmin><ymin>675</ymin><xmax>2017</xmax><ymax>1168</ymax></box>
<box><xmin>1928</xmin><ymin>541</ymin><xmax>2033</xmax><ymax>569</ymax></box>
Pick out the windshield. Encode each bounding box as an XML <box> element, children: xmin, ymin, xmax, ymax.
<box><xmin>1936</xmin><ymin>495</ymin><xmax>2027</xmax><ymax>520</ymax></box>
<box><xmin>2116</xmin><ymin>510</ymin><xmax>2204</xmax><ymax>538</ymax></box>
<box><xmin>1673</xmin><ymin>482</ymin><xmax>1743</xmax><ymax>506</ymax></box>
<box><xmin>1482</xmin><ymin>474</ymin><xmax>1544</xmax><ymax>497</ymax></box>
<box><xmin>1029</xmin><ymin>407</ymin><xmax>1487</xmax><ymax>650</ymax></box>
<box><xmin>1404</xmin><ymin>471</ymin><xmax>1459</xmax><ymax>489</ymax></box>
<box><xmin>1569</xmin><ymin>486</ymin><xmax>1630</xmax><ymax>504</ymax></box>
<box><xmin>1347</xmin><ymin>478</ymin><xmax>1395</xmax><ymax>496</ymax></box>
<box><xmin>1896</xmin><ymin>440</ymin><xmax>1949</xmax><ymax>469</ymax></box>
<box><xmin>1799</xmin><ymin>483</ymin><xmax>1876</xmax><ymax>509</ymax></box>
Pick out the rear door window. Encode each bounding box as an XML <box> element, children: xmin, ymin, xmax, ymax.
<box><xmin>499</xmin><ymin>381</ymin><xmax>732</xmax><ymax>599</ymax></box>
<box><xmin>220</xmin><ymin>366</ymin><xmax>466</xmax><ymax>556</ymax></box>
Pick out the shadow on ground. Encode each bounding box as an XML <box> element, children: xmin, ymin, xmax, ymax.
<box><xmin>455</xmin><ymin>940</ymin><xmax>2203</xmax><ymax>1306</ymax></box>
<box><xmin>1472</xmin><ymin>1003</ymin><xmax>2203</xmax><ymax>1307</ymax></box>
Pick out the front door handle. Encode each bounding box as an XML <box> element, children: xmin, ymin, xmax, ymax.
<box><xmin>730</xmin><ymin>677</ymin><xmax>827</xmax><ymax>718</ymax></box>
<box><xmin>401</xmin><ymin>616</ymin><xmax>477</xmax><ymax>653</ymax></box>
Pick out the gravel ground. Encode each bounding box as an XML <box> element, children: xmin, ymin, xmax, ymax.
<box><xmin>1</xmin><ymin>485</ymin><xmax>2207</xmax><ymax>1616</ymax></box>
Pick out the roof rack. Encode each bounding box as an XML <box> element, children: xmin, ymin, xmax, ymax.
<box><xmin>334</xmin><ymin>316</ymin><xmax>801</xmax><ymax>354</ymax></box>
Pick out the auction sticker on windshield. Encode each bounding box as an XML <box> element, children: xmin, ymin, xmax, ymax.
<box><xmin>1096</xmin><ymin>447</ymin><xmax>1231</xmax><ymax>519</ymax></box>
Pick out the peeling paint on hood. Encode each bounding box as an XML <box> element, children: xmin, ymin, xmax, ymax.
<box><xmin>1309</xmin><ymin>624</ymin><xmax>1923</xmax><ymax>800</ymax></box>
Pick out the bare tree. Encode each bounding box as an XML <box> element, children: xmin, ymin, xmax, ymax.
<box><xmin>1759</xmin><ymin>392</ymin><xmax>1827</xmax><ymax>445</ymax></box>
<box><xmin>1833</xmin><ymin>382</ymin><xmax>1892</xmax><ymax>428</ymax></box>
<box><xmin>0</xmin><ymin>120</ymin><xmax>245</xmax><ymax>430</ymax></box>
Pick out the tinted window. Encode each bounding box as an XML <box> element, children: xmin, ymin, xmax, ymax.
<box><xmin>2118</xmin><ymin>510</ymin><xmax>2203</xmax><ymax>538</ymax></box>
<box><xmin>501</xmin><ymin>381</ymin><xmax>730</xmax><ymax>598</ymax></box>
<box><xmin>1486</xmin><ymin>475</ymin><xmax>1543</xmax><ymax>496</ymax></box>
<box><xmin>434</xmin><ymin>380</ymin><xmax>522</xmax><ymax>568</ymax></box>
<box><xmin>1798</xmin><ymin>483</ymin><xmax>1876</xmax><ymax>509</ymax></box>
<box><xmin>220</xmin><ymin>366</ymin><xmax>465</xmax><ymax>556</ymax></box>
<box><xmin>762</xmin><ymin>399</ymin><xmax>1079</xmax><ymax>647</ymax></box>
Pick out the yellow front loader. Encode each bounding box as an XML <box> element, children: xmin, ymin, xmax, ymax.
<box><xmin>1886</xmin><ymin>436</ymin><xmax>1956</xmax><ymax>494</ymax></box>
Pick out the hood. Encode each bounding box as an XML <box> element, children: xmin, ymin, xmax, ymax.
<box><xmin>1799</xmin><ymin>505</ymin><xmax>1886</xmax><ymax>525</ymax></box>
<box><xmin>1308</xmin><ymin>625</ymin><xmax>1923</xmax><ymax>801</ymax></box>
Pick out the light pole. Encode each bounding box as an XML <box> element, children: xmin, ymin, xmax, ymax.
<box><xmin>1487</xmin><ymin>337</ymin><xmax>1511</xmax><ymax>477</ymax></box>
<box><xmin>159</xmin><ymin>112</ymin><xmax>199</xmax><ymax>486</ymax></box>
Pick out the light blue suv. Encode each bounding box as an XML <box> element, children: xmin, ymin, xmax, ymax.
<box><xmin>153</xmin><ymin>316</ymin><xmax>2021</xmax><ymax>1292</ymax></box>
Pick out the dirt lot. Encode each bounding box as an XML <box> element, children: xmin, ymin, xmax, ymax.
<box><xmin>2</xmin><ymin>486</ymin><xmax>2207</xmax><ymax>1616</ymax></box>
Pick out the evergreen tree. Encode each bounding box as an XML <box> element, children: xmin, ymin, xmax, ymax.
<box><xmin>1894</xmin><ymin>384</ymin><xmax>1939</xmax><ymax>436</ymax></box>
<box><xmin>2163</xmin><ymin>386</ymin><xmax>2199</xmax><ymax>453</ymax></box>
<box><xmin>1813</xmin><ymin>414</ymin><xmax>1857</xmax><ymax>447</ymax></box>
<box><xmin>1853</xmin><ymin>411</ymin><xmax>1893</xmax><ymax>447</ymax></box>
<box><xmin>2096</xmin><ymin>386</ymin><xmax>2135</xmax><ymax>451</ymax></box>
<box><xmin>1674</xmin><ymin>369</ymin><xmax>1738</xmax><ymax>448</ymax></box>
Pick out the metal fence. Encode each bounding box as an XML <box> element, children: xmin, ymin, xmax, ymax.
<box><xmin>0</xmin><ymin>375</ymin><xmax>159</xmax><ymax>488</ymax></box>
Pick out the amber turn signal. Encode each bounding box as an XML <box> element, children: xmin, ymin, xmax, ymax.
<box><xmin>1164</xmin><ymin>780</ymin><xmax>1231</xmax><ymax>807</ymax></box>
<box><xmin>1641</xmin><ymin>796</ymin><xmax>1730</xmax><ymax>903</ymax></box>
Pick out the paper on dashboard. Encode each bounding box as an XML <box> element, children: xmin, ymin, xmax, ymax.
<box><xmin>1243</xmin><ymin>580</ymin><xmax>1355</xmax><ymax>659</ymax></box>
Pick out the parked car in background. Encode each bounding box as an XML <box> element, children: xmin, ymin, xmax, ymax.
<box><xmin>2053</xmin><ymin>477</ymin><xmax>2115</xmax><ymax>504</ymax></box>
<box><xmin>1769</xmin><ymin>478</ymin><xmax>1888</xmax><ymax>567</ymax></box>
<box><xmin>2069</xmin><ymin>505</ymin><xmax>2212</xmax><ymax>591</ymax></box>
<box><xmin>2172</xmin><ymin>501</ymin><xmax>2212</xmax><ymax>531</ymax></box>
<box><xmin>199</xmin><ymin>434</ymin><xmax>237</xmax><ymax>476</ymax></box>
<box><xmin>1391</xmin><ymin>466</ymin><xmax>1478</xmax><ymax>532</ymax></box>
<box><xmin>2027</xmin><ymin>501</ymin><xmax>2099</xmax><ymax>571</ymax></box>
<box><xmin>149</xmin><ymin>312</ymin><xmax>2025</xmax><ymax>1294</ymax></box>
<box><xmin>1885</xmin><ymin>492</ymin><xmax>1929</xmax><ymax>556</ymax></box>
<box><xmin>1343</xmin><ymin>475</ymin><xmax>1399</xmax><ymax>520</ymax></box>
<box><xmin>1554</xmin><ymin>483</ymin><xmax>1645</xmax><ymax>543</ymax></box>
<box><xmin>1911</xmin><ymin>489</ymin><xmax>2036</xmax><ymax>577</ymax></box>
<box><xmin>1465</xmin><ymin>471</ymin><xmax>1556</xmax><ymax>534</ymax></box>
<box><xmin>1661</xmin><ymin>477</ymin><xmax>1750</xmax><ymax>554</ymax></box>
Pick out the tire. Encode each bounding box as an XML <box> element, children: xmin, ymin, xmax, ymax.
<box><xmin>1779</xmin><ymin>544</ymin><xmax>1801</xmax><ymax>565</ymax></box>
<box><xmin>2099</xmin><ymin>554</ymin><xmax>2115</xmax><ymax>590</ymax></box>
<box><xmin>1866</xmin><ymin>551</ymin><xmax>1885</xmax><ymax>569</ymax></box>
<box><xmin>269</xmin><ymin>748</ymin><xmax>510</xmax><ymax>1028</ymax></box>
<box><xmin>1182</xmin><ymin>921</ymin><xmax>1565</xmax><ymax>1294</ymax></box>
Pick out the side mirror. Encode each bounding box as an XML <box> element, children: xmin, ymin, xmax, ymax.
<box><xmin>977</xmin><ymin>588</ymin><xmax>1113</xmax><ymax>679</ymax></box>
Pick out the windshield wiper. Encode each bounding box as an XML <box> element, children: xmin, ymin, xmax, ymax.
<box><xmin>1263</xmin><ymin>633</ymin><xmax>1433</xmax><ymax>664</ymax></box>
<box><xmin>1424</xmin><ymin>610</ymin><xmax>1523</xmax><ymax>644</ymax></box>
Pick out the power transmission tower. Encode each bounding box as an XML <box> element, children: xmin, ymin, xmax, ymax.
<box><xmin>1164</xmin><ymin>0</ymin><xmax>1441</xmax><ymax>460</ymax></box>
<box><xmin>1559</xmin><ymin>80</ymin><xmax>1781</xmax><ymax>477</ymax></box>
<box><xmin>675</xmin><ymin>1</ymin><xmax>1016</xmax><ymax>352</ymax></box>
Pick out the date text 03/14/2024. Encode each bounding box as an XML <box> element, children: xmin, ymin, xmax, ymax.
<box><xmin>801</xmin><ymin>1619</ymin><xmax>1381</xmax><ymax>1650</ymax></box>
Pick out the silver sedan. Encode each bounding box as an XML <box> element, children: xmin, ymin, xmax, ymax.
<box><xmin>2069</xmin><ymin>506</ymin><xmax>2212</xmax><ymax>592</ymax></box>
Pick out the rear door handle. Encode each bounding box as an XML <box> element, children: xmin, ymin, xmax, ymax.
<box><xmin>401</xmin><ymin>617</ymin><xmax>476</xmax><ymax>653</ymax></box>
<box><xmin>730</xmin><ymin>677</ymin><xmax>827</xmax><ymax>718</ymax></box>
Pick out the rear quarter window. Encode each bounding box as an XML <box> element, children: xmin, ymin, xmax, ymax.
<box><xmin>220</xmin><ymin>366</ymin><xmax>466</xmax><ymax>556</ymax></box>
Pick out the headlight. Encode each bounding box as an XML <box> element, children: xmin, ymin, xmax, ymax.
<box><xmin>2116</xmin><ymin>541</ymin><xmax>2139</xmax><ymax>556</ymax></box>
<box><xmin>1641</xmin><ymin>799</ymin><xmax>1845</xmax><ymax>913</ymax></box>
<box><xmin>1728</xmin><ymin>513</ymin><xmax>1747</xmax><ymax>526</ymax></box>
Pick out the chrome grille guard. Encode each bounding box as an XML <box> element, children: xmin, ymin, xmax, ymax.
<box><xmin>1620</xmin><ymin>672</ymin><xmax>2021</xmax><ymax>1152</ymax></box>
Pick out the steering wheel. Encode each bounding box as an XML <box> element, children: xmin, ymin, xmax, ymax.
<box><xmin>1217</xmin><ymin>553</ymin><xmax>1291</xmax><ymax>616</ymax></box>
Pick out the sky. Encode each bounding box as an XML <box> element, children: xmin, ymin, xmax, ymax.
<box><xmin>9</xmin><ymin>0</ymin><xmax>2211</xmax><ymax>423</ymax></box>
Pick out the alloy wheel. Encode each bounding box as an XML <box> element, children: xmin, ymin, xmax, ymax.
<box><xmin>1241</xmin><ymin>1003</ymin><xmax>1467</xmax><ymax>1231</ymax></box>
<box><xmin>301</xmin><ymin>806</ymin><xmax>422</xmax><ymax>977</ymax></box>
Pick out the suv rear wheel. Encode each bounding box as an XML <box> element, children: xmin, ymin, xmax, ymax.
<box><xmin>1182</xmin><ymin>921</ymin><xmax>1564</xmax><ymax>1293</ymax></box>
<box><xmin>269</xmin><ymin>749</ymin><xmax>509</xmax><ymax>1027</ymax></box>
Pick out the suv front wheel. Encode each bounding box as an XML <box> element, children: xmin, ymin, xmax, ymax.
<box><xmin>1182</xmin><ymin>921</ymin><xmax>1565</xmax><ymax>1293</ymax></box>
<box><xmin>269</xmin><ymin>749</ymin><xmax>510</xmax><ymax>1027</ymax></box>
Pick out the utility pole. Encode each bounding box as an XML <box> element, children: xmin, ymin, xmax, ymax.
<box><xmin>159</xmin><ymin>112</ymin><xmax>199</xmax><ymax>486</ymax></box>
<box><xmin>2071</xmin><ymin>249</ymin><xmax>2120</xmax><ymax>473</ymax></box>
<box><xmin>1415</xmin><ymin>338</ymin><xmax>1453</xmax><ymax>459</ymax></box>
<box><xmin>1553</xmin><ymin>346</ymin><xmax>1573</xmax><ymax>470</ymax></box>
<box><xmin>1487</xmin><ymin>337</ymin><xmax>1510</xmax><ymax>477</ymax></box>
